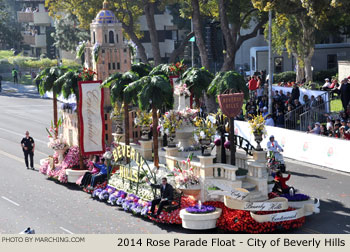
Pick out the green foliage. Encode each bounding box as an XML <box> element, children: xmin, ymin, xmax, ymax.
<box><xmin>131</xmin><ymin>63</ymin><xmax>152</xmax><ymax>77</ymax></box>
<box><xmin>137</xmin><ymin>75</ymin><xmax>174</xmax><ymax>111</ymax></box>
<box><xmin>110</xmin><ymin>71</ymin><xmax>139</xmax><ymax>104</ymax></box>
<box><xmin>54</xmin><ymin>70</ymin><xmax>81</xmax><ymax>99</ymax></box>
<box><xmin>181</xmin><ymin>67</ymin><xmax>214</xmax><ymax>99</ymax></box>
<box><xmin>207</xmin><ymin>71</ymin><xmax>248</xmax><ymax>99</ymax></box>
<box><xmin>148</xmin><ymin>64</ymin><xmax>171</xmax><ymax>78</ymax></box>
<box><xmin>273</xmin><ymin>71</ymin><xmax>296</xmax><ymax>83</ymax></box>
<box><xmin>313</xmin><ymin>68</ymin><xmax>338</xmax><ymax>82</ymax></box>
<box><xmin>35</xmin><ymin>66</ymin><xmax>66</xmax><ymax>96</ymax></box>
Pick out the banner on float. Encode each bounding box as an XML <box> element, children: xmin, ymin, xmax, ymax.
<box><xmin>78</xmin><ymin>81</ymin><xmax>105</xmax><ymax>155</ymax></box>
<box><xmin>251</xmin><ymin>198</ymin><xmax>320</xmax><ymax>223</ymax></box>
<box><xmin>224</xmin><ymin>196</ymin><xmax>289</xmax><ymax>211</ymax></box>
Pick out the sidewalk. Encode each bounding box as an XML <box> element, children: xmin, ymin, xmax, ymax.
<box><xmin>0</xmin><ymin>81</ymin><xmax>38</xmax><ymax>94</ymax></box>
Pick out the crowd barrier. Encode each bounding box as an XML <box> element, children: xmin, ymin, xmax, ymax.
<box><xmin>234</xmin><ymin>120</ymin><xmax>349</xmax><ymax>173</ymax></box>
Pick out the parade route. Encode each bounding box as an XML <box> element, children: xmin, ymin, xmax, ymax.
<box><xmin>0</xmin><ymin>89</ymin><xmax>350</xmax><ymax>234</ymax></box>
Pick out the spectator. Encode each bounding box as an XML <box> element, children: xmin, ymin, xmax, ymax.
<box><xmin>333</xmin><ymin>123</ymin><xmax>341</xmax><ymax>138</ymax></box>
<box><xmin>273</xmin><ymin>90</ymin><xmax>280</xmax><ymax>101</ymax></box>
<box><xmin>275</xmin><ymin>111</ymin><xmax>285</xmax><ymax>128</ymax></box>
<box><xmin>279</xmin><ymin>90</ymin><xmax>287</xmax><ymax>103</ymax></box>
<box><xmin>262</xmin><ymin>106</ymin><xmax>268</xmax><ymax>118</ymax></box>
<box><xmin>326</xmin><ymin>116</ymin><xmax>333</xmax><ymax>131</ymax></box>
<box><xmin>320</xmin><ymin>124</ymin><xmax>328</xmax><ymax>136</ymax></box>
<box><xmin>256</xmin><ymin>83</ymin><xmax>264</xmax><ymax>101</ymax></box>
<box><xmin>265</xmin><ymin>114</ymin><xmax>275</xmax><ymax>126</ymax></box>
<box><xmin>248</xmin><ymin>75</ymin><xmax>258</xmax><ymax>99</ymax></box>
<box><xmin>340</xmin><ymin>77</ymin><xmax>350</xmax><ymax>110</ymax></box>
<box><xmin>310</xmin><ymin>95</ymin><xmax>317</xmax><ymax>108</ymax></box>
<box><xmin>291</xmin><ymin>83</ymin><xmax>300</xmax><ymax>101</ymax></box>
<box><xmin>345</xmin><ymin>119</ymin><xmax>350</xmax><ymax>131</ymax></box>
<box><xmin>258</xmin><ymin>96</ymin><xmax>267</xmax><ymax>110</ymax></box>
<box><xmin>308</xmin><ymin>122</ymin><xmax>321</xmax><ymax>134</ymax></box>
<box><xmin>322</xmin><ymin>78</ymin><xmax>332</xmax><ymax>91</ymax></box>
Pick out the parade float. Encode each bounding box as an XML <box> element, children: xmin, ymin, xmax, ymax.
<box><xmin>37</xmin><ymin>1</ymin><xmax>320</xmax><ymax>234</ymax></box>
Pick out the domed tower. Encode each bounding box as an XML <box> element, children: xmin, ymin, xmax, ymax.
<box><xmin>85</xmin><ymin>0</ymin><xmax>131</xmax><ymax>80</ymax></box>
<box><xmin>84</xmin><ymin>0</ymin><xmax>132</xmax><ymax>145</ymax></box>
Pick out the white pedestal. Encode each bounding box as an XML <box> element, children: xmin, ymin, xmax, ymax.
<box><xmin>180</xmin><ymin>208</ymin><xmax>222</xmax><ymax>230</ymax></box>
<box><xmin>139</xmin><ymin>140</ymin><xmax>153</xmax><ymax>160</ymax></box>
<box><xmin>65</xmin><ymin>169</ymin><xmax>89</xmax><ymax>183</ymax></box>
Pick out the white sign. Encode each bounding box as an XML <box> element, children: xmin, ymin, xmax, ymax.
<box><xmin>79</xmin><ymin>81</ymin><xmax>105</xmax><ymax>155</ymax></box>
<box><xmin>234</xmin><ymin>120</ymin><xmax>350</xmax><ymax>173</ymax></box>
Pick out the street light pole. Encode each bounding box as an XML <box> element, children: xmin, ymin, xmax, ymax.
<box><xmin>268</xmin><ymin>10</ymin><xmax>273</xmax><ymax>114</ymax></box>
<box><xmin>191</xmin><ymin>19</ymin><xmax>194</xmax><ymax>67</ymax></box>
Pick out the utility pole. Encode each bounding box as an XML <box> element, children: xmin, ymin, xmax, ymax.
<box><xmin>268</xmin><ymin>10</ymin><xmax>273</xmax><ymax>114</ymax></box>
<box><xmin>191</xmin><ymin>19</ymin><xmax>194</xmax><ymax>67</ymax></box>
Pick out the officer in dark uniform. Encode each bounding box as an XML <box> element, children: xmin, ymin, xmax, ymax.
<box><xmin>20</xmin><ymin>131</ymin><xmax>35</xmax><ymax>170</ymax></box>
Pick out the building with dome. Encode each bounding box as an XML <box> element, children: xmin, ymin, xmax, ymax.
<box><xmin>83</xmin><ymin>1</ymin><xmax>131</xmax><ymax>145</ymax></box>
<box><xmin>84</xmin><ymin>0</ymin><xmax>131</xmax><ymax>82</ymax></box>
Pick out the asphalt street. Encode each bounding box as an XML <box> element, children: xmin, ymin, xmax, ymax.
<box><xmin>0</xmin><ymin>85</ymin><xmax>349</xmax><ymax>234</ymax></box>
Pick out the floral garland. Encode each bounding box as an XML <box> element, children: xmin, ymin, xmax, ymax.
<box><xmin>78</xmin><ymin>67</ymin><xmax>96</xmax><ymax>81</ymax></box>
<box><xmin>168</xmin><ymin>61</ymin><xmax>187</xmax><ymax>77</ymax></box>
<box><xmin>186</xmin><ymin>205</ymin><xmax>216</xmax><ymax>214</ymax></box>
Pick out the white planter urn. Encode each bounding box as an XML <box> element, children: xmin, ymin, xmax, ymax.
<box><xmin>65</xmin><ymin>169</ymin><xmax>89</xmax><ymax>183</ymax></box>
<box><xmin>178</xmin><ymin>94</ymin><xmax>186</xmax><ymax>111</ymax></box>
<box><xmin>55</xmin><ymin>149</ymin><xmax>66</xmax><ymax>164</ymax></box>
<box><xmin>180</xmin><ymin>208</ymin><xmax>222</xmax><ymax>230</ymax></box>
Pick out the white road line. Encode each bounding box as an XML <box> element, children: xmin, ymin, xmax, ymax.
<box><xmin>0</xmin><ymin>127</ymin><xmax>47</xmax><ymax>144</ymax></box>
<box><xmin>59</xmin><ymin>227</ymin><xmax>74</xmax><ymax>234</ymax></box>
<box><xmin>0</xmin><ymin>149</ymin><xmax>40</xmax><ymax>168</ymax></box>
<box><xmin>1</xmin><ymin>196</ymin><xmax>20</xmax><ymax>206</ymax></box>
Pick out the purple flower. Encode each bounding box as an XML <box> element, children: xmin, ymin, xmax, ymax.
<box><xmin>224</xmin><ymin>140</ymin><xmax>230</xmax><ymax>149</ymax></box>
<box><xmin>186</xmin><ymin>205</ymin><xmax>216</xmax><ymax>214</ymax></box>
<box><xmin>280</xmin><ymin>193</ymin><xmax>310</xmax><ymax>201</ymax></box>
<box><xmin>214</xmin><ymin>138</ymin><xmax>221</xmax><ymax>146</ymax></box>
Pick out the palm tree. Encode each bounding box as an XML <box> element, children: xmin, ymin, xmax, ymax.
<box><xmin>207</xmin><ymin>71</ymin><xmax>248</xmax><ymax>98</ymax></box>
<box><xmin>181</xmin><ymin>67</ymin><xmax>214</xmax><ymax>108</ymax></box>
<box><xmin>102</xmin><ymin>71</ymin><xmax>139</xmax><ymax>147</ymax></box>
<box><xmin>35</xmin><ymin>66</ymin><xmax>66</xmax><ymax>137</ymax></box>
<box><xmin>124</xmin><ymin>75</ymin><xmax>173</xmax><ymax>168</ymax></box>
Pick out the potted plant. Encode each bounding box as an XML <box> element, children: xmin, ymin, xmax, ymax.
<box><xmin>248</xmin><ymin>115</ymin><xmax>267</xmax><ymax>151</ymax></box>
<box><xmin>134</xmin><ymin>111</ymin><xmax>153</xmax><ymax>140</ymax></box>
<box><xmin>180</xmin><ymin>201</ymin><xmax>222</xmax><ymax>230</ymax></box>
<box><xmin>110</xmin><ymin>102</ymin><xmax>124</xmax><ymax>134</ymax></box>
<box><xmin>46</xmin><ymin>118</ymin><xmax>68</xmax><ymax>164</ymax></box>
<box><xmin>193</xmin><ymin>115</ymin><xmax>217</xmax><ymax>156</ymax></box>
<box><xmin>236</xmin><ymin>168</ymin><xmax>248</xmax><ymax>179</ymax></box>
<box><xmin>160</xmin><ymin>110</ymin><xmax>183</xmax><ymax>147</ymax></box>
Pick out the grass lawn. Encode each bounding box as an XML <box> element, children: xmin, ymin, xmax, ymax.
<box><xmin>331</xmin><ymin>99</ymin><xmax>343</xmax><ymax>112</ymax></box>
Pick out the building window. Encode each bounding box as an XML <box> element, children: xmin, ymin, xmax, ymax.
<box><xmin>102</xmin><ymin>49</ymin><xmax>105</xmax><ymax>53</ymax></box>
<box><xmin>105</xmin><ymin>114</ymin><xmax>108</xmax><ymax>120</ymax></box>
<box><xmin>105</xmin><ymin>124</ymin><xmax>108</xmax><ymax>130</ymax></box>
<box><xmin>327</xmin><ymin>54</ymin><xmax>337</xmax><ymax>69</ymax></box>
<box><xmin>117</xmin><ymin>63</ymin><xmax>120</xmax><ymax>69</ymax></box>
<box><xmin>108</xmin><ymin>63</ymin><xmax>111</xmax><ymax>70</ymax></box>
<box><xmin>93</xmin><ymin>32</ymin><xmax>96</xmax><ymax>44</ymax></box>
<box><xmin>135</xmin><ymin>131</ymin><xmax>138</xmax><ymax>138</ymax></box>
<box><xmin>274</xmin><ymin>57</ymin><xmax>283</xmax><ymax>73</ymax></box>
<box><xmin>112</xmin><ymin>63</ymin><xmax>116</xmax><ymax>69</ymax></box>
<box><xmin>123</xmin><ymin>48</ymin><xmax>127</xmax><ymax>53</ymax></box>
<box><xmin>105</xmin><ymin>34</ymin><xmax>107</xmax><ymax>43</ymax></box>
<box><xmin>116</xmin><ymin>34</ymin><xmax>119</xmax><ymax>43</ymax></box>
<box><xmin>109</xmin><ymin>31</ymin><xmax>114</xmax><ymax>43</ymax></box>
<box><xmin>124</xmin><ymin>59</ymin><xmax>127</xmax><ymax>64</ymax></box>
<box><xmin>105</xmin><ymin>134</ymin><xmax>108</xmax><ymax>141</ymax></box>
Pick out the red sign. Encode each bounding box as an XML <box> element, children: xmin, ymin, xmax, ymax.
<box><xmin>217</xmin><ymin>93</ymin><xmax>244</xmax><ymax>118</ymax></box>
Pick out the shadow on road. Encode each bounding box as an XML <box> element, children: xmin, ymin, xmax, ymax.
<box><xmin>290</xmin><ymin>171</ymin><xmax>326</xmax><ymax>179</ymax></box>
<box><xmin>0</xmin><ymin>91</ymin><xmax>43</xmax><ymax>100</ymax></box>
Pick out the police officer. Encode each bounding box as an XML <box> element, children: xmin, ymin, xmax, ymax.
<box><xmin>21</xmin><ymin>131</ymin><xmax>35</xmax><ymax>170</ymax></box>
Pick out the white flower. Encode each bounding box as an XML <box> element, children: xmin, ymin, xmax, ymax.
<box><xmin>200</xmin><ymin>131</ymin><xmax>206</xmax><ymax>138</ymax></box>
<box><xmin>208</xmin><ymin>115</ymin><xmax>216</xmax><ymax>124</ymax></box>
<box><xmin>165</xmin><ymin>128</ymin><xmax>169</xmax><ymax>135</ymax></box>
<box><xmin>103</xmin><ymin>151</ymin><xmax>113</xmax><ymax>160</ymax></box>
<box><xmin>194</xmin><ymin>134</ymin><xmax>199</xmax><ymax>142</ymax></box>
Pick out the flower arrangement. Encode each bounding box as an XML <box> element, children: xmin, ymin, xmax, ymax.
<box><xmin>168</xmin><ymin>61</ymin><xmax>187</xmax><ymax>76</ymax></box>
<box><xmin>134</xmin><ymin>111</ymin><xmax>152</xmax><ymax>127</ymax></box>
<box><xmin>174</xmin><ymin>83</ymin><xmax>191</xmax><ymax>97</ymax></box>
<box><xmin>178</xmin><ymin>107</ymin><xmax>198</xmax><ymax>124</ymax></box>
<box><xmin>47</xmin><ymin>134</ymin><xmax>68</xmax><ymax>150</ymax></box>
<box><xmin>170</xmin><ymin>157</ymin><xmax>200</xmax><ymax>189</ymax></box>
<box><xmin>193</xmin><ymin>115</ymin><xmax>217</xmax><ymax>142</ymax></box>
<box><xmin>160</xmin><ymin>110</ymin><xmax>183</xmax><ymax>134</ymax></box>
<box><xmin>279</xmin><ymin>193</ymin><xmax>310</xmax><ymax>202</ymax></box>
<box><xmin>110</xmin><ymin>103</ymin><xmax>124</xmax><ymax>120</ymax></box>
<box><xmin>186</xmin><ymin>204</ymin><xmax>216</xmax><ymax>214</ymax></box>
<box><xmin>248</xmin><ymin>115</ymin><xmax>267</xmax><ymax>136</ymax></box>
<box><xmin>78</xmin><ymin>67</ymin><xmax>96</xmax><ymax>81</ymax></box>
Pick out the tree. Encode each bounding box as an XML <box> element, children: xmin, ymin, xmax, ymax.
<box><xmin>0</xmin><ymin>0</ymin><xmax>22</xmax><ymax>49</ymax></box>
<box><xmin>252</xmin><ymin>0</ymin><xmax>336</xmax><ymax>83</ymax></box>
<box><xmin>207</xmin><ymin>71</ymin><xmax>248</xmax><ymax>98</ymax></box>
<box><xmin>51</xmin><ymin>13</ymin><xmax>90</xmax><ymax>53</ymax></box>
<box><xmin>181</xmin><ymin>67</ymin><xmax>214</xmax><ymax>107</ymax></box>
<box><xmin>218</xmin><ymin>0</ymin><xmax>267</xmax><ymax>71</ymax></box>
<box><xmin>35</xmin><ymin>66</ymin><xmax>66</xmax><ymax>136</ymax></box>
<box><xmin>125</xmin><ymin>74</ymin><xmax>173</xmax><ymax>168</ymax></box>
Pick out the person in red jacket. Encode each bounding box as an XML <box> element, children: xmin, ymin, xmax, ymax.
<box><xmin>248</xmin><ymin>75</ymin><xmax>258</xmax><ymax>99</ymax></box>
<box><xmin>273</xmin><ymin>171</ymin><xmax>295</xmax><ymax>195</ymax></box>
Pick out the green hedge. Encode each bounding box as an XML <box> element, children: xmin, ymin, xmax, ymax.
<box><xmin>313</xmin><ymin>68</ymin><xmax>338</xmax><ymax>82</ymax></box>
<box><xmin>273</xmin><ymin>71</ymin><xmax>296</xmax><ymax>83</ymax></box>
